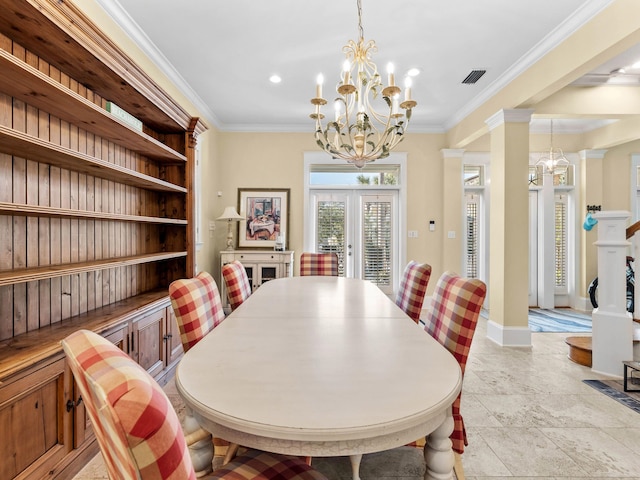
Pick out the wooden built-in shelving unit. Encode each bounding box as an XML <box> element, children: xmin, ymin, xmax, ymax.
<box><xmin>0</xmin><ymin>1</ymin><xmax>205</xmax><ymax>478</ymax></box>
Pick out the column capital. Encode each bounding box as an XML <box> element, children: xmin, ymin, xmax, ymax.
<box><xmin>579</xmin><ymin>149</ymin><xmax>608</xmax><ymax>160</ymax></box>
<box><xmin>485</xmin><ymin>109</ymin><xmax>534</xmax><ymax>131</ymax></box>
<box><xmin>440</xmin><ymin>148</ymin><xmax>465</xmax><ymax>159</ymax></box>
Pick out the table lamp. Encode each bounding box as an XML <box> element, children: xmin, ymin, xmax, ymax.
<box><xmin>216</xmin><ymin>206</ymin><xmax>244</xmax><ymax>250</ymax></box>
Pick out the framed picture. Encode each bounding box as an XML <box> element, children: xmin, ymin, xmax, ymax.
<box><xmin>237</xmin><ymin>188</ymin><xmax>290</xmax><ymax>249</ymax></box>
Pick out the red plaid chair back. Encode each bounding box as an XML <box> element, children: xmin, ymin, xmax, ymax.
<box><xmin>395</xmin><ymin>261</ymin><xmax>432</xmax><ymax>323</ymax></box>
<box><xmin>422</xmin><ymin>271</ymin><xmax>486</xmax><ymax>454</ymax></box>
<box><xmin>62</xmin><ymin>329</ymin><xmax>196</xmax><ymax>480</ymax></box>
<box><xmin>299</xmin><ymin>252</ymin><xmax>339</xmax><ymax>276</ymax></box>
<box><xmin>222</xmin><ymin>260</ymin><xmax>252</xmax><ymax>310</ymax></box>
<box><xmin>169</xmin><ymin>271</ymin><xmax>226</xmax><ymax>352</ymax></box>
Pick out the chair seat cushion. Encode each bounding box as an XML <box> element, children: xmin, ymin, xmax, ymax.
<box><xmin>210</xmin><ymin>449</ymin><xmax>327</xmax><ymax>480</ymax></box>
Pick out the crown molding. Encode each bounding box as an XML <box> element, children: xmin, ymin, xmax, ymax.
<box><xmin>445</xmin><ymin>0</ymin><xmax>614</xmax><ymax>131</ymax></box>
<box><xmin>94</xmin><ymin>0</ymin><xmax>221</xmax><ymax>130</ymax></box>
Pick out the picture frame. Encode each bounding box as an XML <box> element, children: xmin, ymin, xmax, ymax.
<box><xmin>237</xmin><ymin>188</ymin><xmax>290</xmax><ymax>249</ymax></box>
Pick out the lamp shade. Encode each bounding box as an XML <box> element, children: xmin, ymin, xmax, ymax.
<box><xmin>216</xmin><ymin>206</ymin><xmax>243</xmax><ymax>221</ymax></box>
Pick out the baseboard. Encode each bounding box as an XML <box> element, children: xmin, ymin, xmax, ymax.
<box><xmin>575</xmin><ymin>296</ymin><xmax>594</xmax><ymax>313</ymax></box>
<box><xmin>487</xmin><ymin>320</ymin><xmax>532</xmax><ymax>347</ymax></box>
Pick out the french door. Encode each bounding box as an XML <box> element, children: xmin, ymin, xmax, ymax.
<box><xmin>308</xmin><ymin>189</ymin><xmax>398</xmax><ymax>294</ymax></box>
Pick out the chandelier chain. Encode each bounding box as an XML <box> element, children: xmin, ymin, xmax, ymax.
<box><xmin>357</xmin><ymin>0</ymin><xmax>364</xmax><ymax>41</ymax></box>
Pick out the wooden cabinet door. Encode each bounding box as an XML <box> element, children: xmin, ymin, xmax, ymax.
<box><xmin>103</xmin><ymin>322</ymin><xmax>131</xmax><ymax>353</ymax></box>
<box><xmin>257</xmin><ymin>263</ymin><xmax>280</xmax><ymax>287</ymax></box>
<box><xmin>132</xmin><ymin>309</ymin><xmax>166</xmax><ymax>379</ymax></box>
<box><xmin>0</xmin><ymin>357</ymin><xmax>72</xmax><ymax>480</ymax></box>
<box><xmin>165</xmin><ymin>307</ymin><xmax>184</xmax><ymax>367</ymax></box>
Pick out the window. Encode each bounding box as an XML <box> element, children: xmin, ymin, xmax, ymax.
<box><xmin>464</xmin><ymin>165</ymin><xmax>484</xmax><ymax>186</ymax></box>
<box><xmin>555</xmin><ymin>194</ymin><xmax>568</xmax><ymax>290</ymax></box>
<box><xmin>316</xmin><ymin>199</ymin><xmax>346</xmax><ymax>276</ymax></box>
<box><xmin>465</xmin><ymin>199</ymin><xmax>479</xmax><ymax>278</ymax></box>
<box><xmin>362</xmin><ymin>196</ymin><xmax>393</xmax><ymax>287</ymax></box>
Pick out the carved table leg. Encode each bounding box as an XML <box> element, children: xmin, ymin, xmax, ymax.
<box><xmin>349</xmin><ymin>453</ymin><xmax>363</xmax><ymax>480</ymax></box>
<box><xmin>183</xmin><ymin>407</ymin><xmax>214</xmax><ymax>477</ymax></box>
<box><xmin>424</xmin><ymin>412</ymin><xmax>455</xmax><ymax>480</ymax></box>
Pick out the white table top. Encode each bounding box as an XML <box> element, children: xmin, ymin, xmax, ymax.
<box><xmin>175</xmin><ymin>276</ymin><xmax>462</xmax><ymax>457</ymax></box>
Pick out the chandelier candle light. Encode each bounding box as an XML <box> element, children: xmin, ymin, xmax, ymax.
<box><xmin>311</xmin><ymin>0</ymin><xmax>416</xmax><ymax>168</ymax></box>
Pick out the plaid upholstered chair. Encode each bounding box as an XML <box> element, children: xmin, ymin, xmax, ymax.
<box><xmin>221</xmin><ymin>260</ymin><xmax>252</xmax><ymax>310</ymax></box>
<box><xmin>395</xmin><ymin>261</ymin><xmax>432</xmax><ymax>323</ymax></box>
<box><xmin>299</xmin><ymin>252</ymin><xmax>339</xmax><ymax>276</ymax></box>
<box><xmin>169</xmin><ymin>271</ymin><xmax>226</xmax><ymax>352</ymax></box>
<box><xmin>169</xmin><ymin>271</ymin><xmax>237</xmax><ymax>466</ymax></box>
<box><xmin>421</xmin><ymin>271</ymin><xmax>486</xmax><ymax>479</ymax></box>
<box><xmin>62</xmin><ymin>329</ymin><xmax>328</xmax><ymax>480</ymax></box>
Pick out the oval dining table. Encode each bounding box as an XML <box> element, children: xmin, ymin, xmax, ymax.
<box><xmin>175</xmin><ymin>276</ymin><xmax>462</xmax><ymax>480</ymax></box>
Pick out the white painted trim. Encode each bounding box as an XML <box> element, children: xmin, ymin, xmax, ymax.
<box><xmin>486</xmin><ymin>320</ymin><xmax>532</xmax><ymax>347</ymax></box>
<box><xmin>303</xmin><ymin>152</ymin><xmax>407</xmax><ymax>292</ymax></box>
<box><xmin>632</xmin><ymin>154</ymin><xmax>640</xmax><ymax>222</ymax></box>
<box><xmin>485</xmin><ymin>109</ymin><xmax>534</xmax><ymax>130</ymax></box>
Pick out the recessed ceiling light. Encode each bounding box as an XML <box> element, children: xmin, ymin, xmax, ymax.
<box><xmin>270</xmin><ymin>74</ymin><xmax>282</xmax><ymax>84</ymax></box>
<box><xmin>407</xmin><ymin>68</ymin><xmax>420</xmax><ymax>77</ymax></box>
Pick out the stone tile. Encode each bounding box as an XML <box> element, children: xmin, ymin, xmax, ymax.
<box><xmin>476</xmin><ymin>392</ymin><xmax>640</xmax><ymax>429</ymax></box>
<box><xmin>473</xmin><ymin>427</ymin><xmax>586</xmax><ymax>477</ymax></box>
<box><xmin>540</xmin><ymin>427</ymin><xmax>640</xmax><ymax>477</ymax></box>
<box><xmin>600</xmin><ymin>427</ymin><xmax>640</xmax><ymax>453</ymax></box>
<box><xmin>461</xmin><ymin>428</ymin><xmax>511</xmax><ymax>477</ymax></box>
<box><xmin>460</xmin><ymin>393</ymin><xmax>503</xmax><ymax>428</ymax></box>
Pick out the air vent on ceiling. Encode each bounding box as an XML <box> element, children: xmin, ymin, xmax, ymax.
<box><xmin>462</xmin><ymin>70</ymin><xmax>486</xmax><ymax>84</ymax></box>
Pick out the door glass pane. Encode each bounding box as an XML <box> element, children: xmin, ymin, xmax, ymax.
<box><xmin>316</xmin><ymin>200</ymin><xmax>346</xmax><ymax>276</ymax></box>
<box><xmin>555</xmin><ymin>194</ymin><xmax>568</xmax><ymax>289</ymax></box>
<box><xmin>465</xmin><ymin>197</ymin><xmax>479</xmax><ymax>278</ymax></box>
<box><xmin>362</xmin><ymin>197</ymin><xmax>392</xmax><ymax>287</ymax></box>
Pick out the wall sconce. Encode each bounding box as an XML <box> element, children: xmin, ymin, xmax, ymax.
<box><xmin>216</xmin><ymin>206</ymin><xmax>243</xmax><ymax>250</ymax></box>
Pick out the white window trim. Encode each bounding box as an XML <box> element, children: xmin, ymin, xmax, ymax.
<box><xmin>303</xmin><ymin>152</ymin><xmax>407</xmax><ymax>291</ymax></box>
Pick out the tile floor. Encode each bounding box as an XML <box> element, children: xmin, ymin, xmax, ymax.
<box><xmin>73</xmin><ymin>315</ymin><xmax>640</xmax><ymax>479</ymax></box>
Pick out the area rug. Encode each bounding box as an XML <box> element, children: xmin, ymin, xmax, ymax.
<box><xmin>528</xmin><ymin>308</ymin><xmax>592</xmax><ymax>333</ymax></box>
<box><xmin>583</xmin><ymin>379</ymin><xmax>640</xmax><ymax>414</ymax></box>
<box><xmin>480</xmin><ymin>308</ymin><xmax>592</xmax><ymax>333</ymax></box>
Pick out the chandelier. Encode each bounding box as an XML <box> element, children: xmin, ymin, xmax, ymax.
<box><xmin>536</xmin><ymin>119</ymin><xmax>569</xmax><ymax>175</ymax></box>
<box><xmin>310</xmin><ymin>0</ymin><xmax>416</xmax><ymax>168</ymax></box>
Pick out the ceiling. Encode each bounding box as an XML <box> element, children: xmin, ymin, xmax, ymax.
<box><xmin>97</xmin><ymin>0</ymin><xmax>637</xmax><ymax>136</ymax></box>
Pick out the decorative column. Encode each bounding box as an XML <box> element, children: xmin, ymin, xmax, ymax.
<box><xmin>537</xmin><ymin>170</ymin><xmax>555</xmax><ymax>309</ymax></box>
<box><xmin>579</xmin><ymin>149</ymin><xmax>606</xmax><ymax>311</ymax></box>
<box><xmin>441</xmin><ymin>149</ymin><xmax>465</xmax><ymax>274</ymax></box>
<box><xmin>484</xmin><ymin>109</ymin><xmax>533</xmax><ymax>347</ymax></box>
<box><xmin>592</xmin><ymin>211</ymin><xmax>633</xmax><ymax>376</ymax></box>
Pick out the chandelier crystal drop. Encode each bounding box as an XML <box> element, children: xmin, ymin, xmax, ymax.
<box><xmin>310</xmin><ymin>0</ymin><xmax>416</xmax><ymax>168</ymax></box>
<box><xmin>536</xmin><ymin>119</ymin><xmax>569</xmax><ymax>175</ymax></box>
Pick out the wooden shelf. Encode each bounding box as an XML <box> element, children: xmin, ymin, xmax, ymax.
<box><xmin>0</xmin><ymin>202</ymin><xmax>187</xmax><ymax>224</ymax></box>
<box><xmin>0</xmin><ymin>125</ymin><xmax>187</xmax><ymax>193</ymax></box>
<box><xmin>0</xmin><ymin>49</ymin><xmax>187</xmax><ymax>163</ymax></box>
<box><xmin>0</xmin><ymin>252</ymin><xmax>187</xmax><ymax>286</ymax></box>
<box><xmin>0</xmin><ymin>289</ymin><xmax>170</xmax><ymax>382</ymax></box>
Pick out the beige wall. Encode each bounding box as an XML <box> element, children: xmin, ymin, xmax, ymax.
<box><xmin>206</xmin><ymin>132</ymin><xmax>447</xmax><ymax>289</ymax></box>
